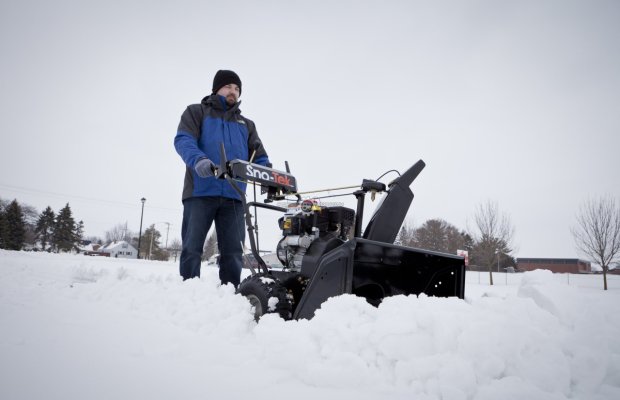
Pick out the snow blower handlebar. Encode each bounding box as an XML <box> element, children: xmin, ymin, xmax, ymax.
<box><xmin>215</xmin><ymin>143</ymin><xmax>298</xmax><ymax>200</ymax></box>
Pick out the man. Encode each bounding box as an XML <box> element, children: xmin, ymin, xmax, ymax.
<box><xmin>174</xmin><ymin>69</ymin><xmax>270</xmax><ymax>286</ymax></box>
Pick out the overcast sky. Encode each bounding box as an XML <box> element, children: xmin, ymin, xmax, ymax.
<box><xmin>1</xmin><ymin>0</ymin><xmax>619</xmax><ymax>261</ymax></box>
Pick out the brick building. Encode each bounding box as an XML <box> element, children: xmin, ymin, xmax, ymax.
<box><xmin>516</xmin><ymin>258</ymin><xmax>591</xmax><ymax>273</ymax></box>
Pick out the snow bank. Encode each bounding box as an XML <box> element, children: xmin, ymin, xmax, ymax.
<box><xmin>1</xmin><ymin>250</ymin><xmax>619</xmax><ymax>399</ymax></box>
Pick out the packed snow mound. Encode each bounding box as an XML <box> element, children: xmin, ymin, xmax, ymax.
<box><xmin>516</xmin><ymin>269</ymin><xmax>619</xmax><ymax>394</ymax></box>
<box><xmin>518</xmin><ymin>268</ymin><xmax>572</xmax><ymax>322</ymax></box>
<box><xmin>1</xmin><ymin>251</ymin><xmax>620</xmax><ymax>400</ymax></box>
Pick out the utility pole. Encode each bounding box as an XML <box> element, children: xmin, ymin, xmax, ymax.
<box><xmin>149</xmin><ymin>229</ymin><xmax>154</xmax><ymax>260</ymax></box>
<box><xmin>137</xmin><ymin>198</ymin><xmax>146</xmax><ymax>259</ymax></box>
<box><xmin>123</xmin><ymin>221</ymin><xmax>128</xmax><ymax>242</ymax></box>
<box><xmin>164</xmin><ymin>222</ymin><xmax>170</xmax><ymax>250</ymax></box>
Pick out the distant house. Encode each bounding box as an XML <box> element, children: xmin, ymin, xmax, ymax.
<box><xmin>101</xmin><ymin>241</ymin><xmax>138</xmax><ymax>259</ymax></box>
<box><xmin>78</xmin><ymin>241</ymin><xmax>109</xmax><ymax>256</ymax></box>
<box><xmin>80</xmin><ymin>241</ymin><xmax>102</xmax><ymax>252</ymax></box>
<box><xmin>516</xmin><ymin>258</ymin><xmax>591</xmax><ymax>273</ymax></box>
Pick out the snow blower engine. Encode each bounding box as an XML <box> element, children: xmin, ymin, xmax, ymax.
<box><xmin>215</xmin><ymin>144</ymin><xmax>466</xmax><ymax>320</ymax></box>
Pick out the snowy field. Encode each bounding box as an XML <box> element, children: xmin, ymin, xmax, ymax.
<box><xmin>1</xmin><ymin>250</ymin><xmax>619</xmax><ymax>400</ymax></box>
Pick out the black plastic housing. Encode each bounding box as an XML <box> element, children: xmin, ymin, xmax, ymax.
<box><xmin>293</xmin><ymin>238</ymin><xmax>466</xmax><ymax>319</ymax></box>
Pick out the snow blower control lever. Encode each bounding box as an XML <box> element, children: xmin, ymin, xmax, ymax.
<box><xmin>215</xmin><ymin>143</ymin><xmax>297</xmax><ymax>202</ymax></box>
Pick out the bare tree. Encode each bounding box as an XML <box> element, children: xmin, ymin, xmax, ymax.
<box><xmin>84</xmin><ymin>236</ymin><xmax>103</xmax><ymax>245</ymax></box>
<box><xmin>169</xmin><ymin>238</ymin><xmax>182</xmax><ymax>262</ymax></box>
<box><xmin>202</xmin><ymin>231</ymin><xmax>218</xmax><ymax>261</ymax></box>
<box><xmin>469</xmin><ymin>200</ymin><xmax>516</xmax><ymax>285</ymax></box>
<box><xmin>105</xmin><ymin>222</ymin><xmax>133</xmax><ymax>244</ymax></box>
<box><xmin>572</xmin><ymin>196</ymin><xmax>620</xmax><ymax>290</ymax></box>
<box><xmin>21</xmin><ymin>204</ymin><xmax>39</xmax><ymax>247</ymax></box>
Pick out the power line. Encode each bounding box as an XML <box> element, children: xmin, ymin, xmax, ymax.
<box><xmin>0</xmin><ymin>182</ymin><xmax>181</xmax><ymax>212</ymax></box>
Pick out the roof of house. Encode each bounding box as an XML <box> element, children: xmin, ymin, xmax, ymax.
<box><xmin>102</xmin><ymin>241</ymin><xmax>137</xmax><ymax>251</ymax></box>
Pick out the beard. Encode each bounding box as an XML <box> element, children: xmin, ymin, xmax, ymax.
<box><xmin>225</xmin><ymin>94</ymin><xmax>237</xmax><ymax>106</ymax></box>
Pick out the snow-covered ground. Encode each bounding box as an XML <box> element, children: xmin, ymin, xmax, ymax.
<box><xmin>1</xmin><ymin>250</ymin><xmax>619</xmax><ymax>400</ymax></box>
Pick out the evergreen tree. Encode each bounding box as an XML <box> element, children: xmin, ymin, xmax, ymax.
<box><xmin>140</xmin><ymin>224</ymin><xmax>168</xmax><ymax>260</ymax></box>
<box><xmin>74</xmin><ymin>220</ymin><xmax>84</xmax><ymax>251</ymax></box>
<box><xmin>35</xmin><ymin>206</ymin><xmax>56</xmax><ymax>251</ymax></box>
<box><xmin>0</xmin><ymin>207</ymin><xmax>9</xmax><ymax>249</ymax></box>
<box><xmin>52</xmin><ymin>203</ymin><xmax>76</xmax><ymax>252</ymax></box>
<box><xmin>4</xmin><ymin>200</ymin><xmax>26</xmax><ymax>250</ymax></box>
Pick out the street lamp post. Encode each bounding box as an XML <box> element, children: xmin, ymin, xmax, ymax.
<box><xmin>137</xmin><ymin>197</ymin><xmax>146</xmax><ymax>259</ymax></box>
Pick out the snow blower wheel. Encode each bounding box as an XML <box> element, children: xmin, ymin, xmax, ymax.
<box><xmin>238</xmin><ymin>273</ymin><xmax>293</xmax><ymax>321</ymax></box>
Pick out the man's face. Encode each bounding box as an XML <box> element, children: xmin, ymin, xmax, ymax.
<box><xmin>216</xmin><ymin>84</ymin><xmax>240</xmax><ymax>106</ymax></box>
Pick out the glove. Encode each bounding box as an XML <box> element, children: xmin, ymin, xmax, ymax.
<box><xmin>195</xmin><ymin>158</ymin><xmax>216</xmax><ymax>178</ymax></box>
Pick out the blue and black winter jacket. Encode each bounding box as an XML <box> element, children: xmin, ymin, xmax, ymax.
<box><xmin>174</xmin><ymin>95</ymin><xmax>270</xmax><ymax>201</ymax></box>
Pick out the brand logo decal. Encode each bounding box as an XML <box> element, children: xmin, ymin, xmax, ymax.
<box><xmin>246</xmin><ymin>165</ymin><xmax>293</xmax><ymax>187</ymax></box>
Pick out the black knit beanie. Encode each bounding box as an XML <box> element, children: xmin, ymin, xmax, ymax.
<box><xmin>212</xmin><ymin>70</ymin><xmax>242</xmax><ymax>95</ymax></box>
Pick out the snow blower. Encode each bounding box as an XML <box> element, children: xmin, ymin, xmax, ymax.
<box><xmin>215</xmin><ymin>144</ymin><xmax>466</xmax><ymax>320</ymax></box>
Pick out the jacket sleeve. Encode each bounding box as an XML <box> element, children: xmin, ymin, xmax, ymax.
<box><xmin>245</xmin><ymin>118</ymin><xmax>270</xmax><ymax>166</ymax></box>
<box><xmin>174</xmin><ymin>105</ymin><xmax>207</xmax><ymax>168</ymax></box>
